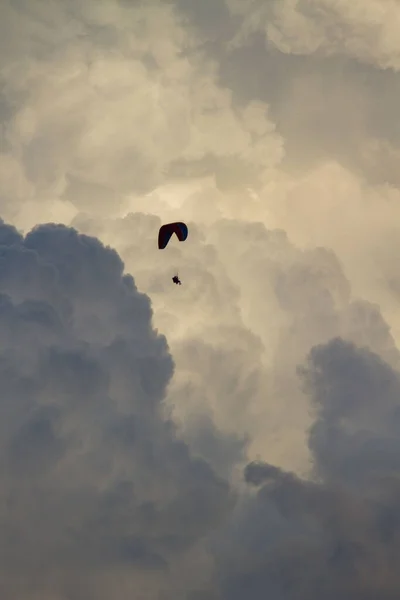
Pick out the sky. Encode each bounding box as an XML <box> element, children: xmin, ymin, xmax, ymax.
<box><xmin>1</xmin><ymin>0</ymin><xmax>400</xmax><ymax>598</ymax></box>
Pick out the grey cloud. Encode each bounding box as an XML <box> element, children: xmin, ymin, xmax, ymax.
<box><xmin>0</xmin><ymin>219</ymin><xmax>232</xmax><ymax>598</ymax></box>
<box><xmin>244</xmin><ymin>460</ymin><xmax>289</xmax><ymax>486</ymax></box>
<box><xmin>178</xmin><ymin>412</ymin><xmax>247</xmax><ymax>481</ymax></box>
<box><xmin>208</xmin><ymin>339</ymin><xmax>400</xmax><ymax>599</ymax></box>
<box><xmin>300</xmin><ymin>338</ymin><xmax>400</xmax><ymax>486</ymax></box>
<box><xmin>340</xmin><ymin>300</ymin><xmax>400</xmax><ymax>368</ymax></box>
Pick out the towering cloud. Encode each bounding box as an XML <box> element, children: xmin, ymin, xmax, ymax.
<box><xmin>2</xmin><ymin>0</ymin><xmax>400</xmax><ymax>597</ymax></box>
<box><xmin>0</xmin><ymin>220</ymin><xmax>231</xmax><ymax>598</ymax></box>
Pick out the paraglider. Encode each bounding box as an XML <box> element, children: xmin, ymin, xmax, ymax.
<box><xmin>158</xmin><ymin>222</ymin><xmax>188</xmax><ymax>250</ymax></box>
<box><xmin>158</xmin><ymin>221</ymin><xmax>188</xmax><ymax>285</ymax></box>
<box><xmin>158</xmin><ymin>222</ymin><xmax>188</xmax><ymax>286</ymax></box>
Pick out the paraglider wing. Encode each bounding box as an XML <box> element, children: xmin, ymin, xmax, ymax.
<box><xmin>158</xmin><ymin>222</ymin><xmax>188</xmax><ymax>249</ymax></box>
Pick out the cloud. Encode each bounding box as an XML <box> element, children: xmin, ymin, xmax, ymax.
<box><xmin>0</xmin><ymin>0</ymin><xmax>283</xmax><ymax>230</ymax></box>
<box><xmin>209</xmin><ymin>339</ymin><xmax>400</xmax><ymax>599</ymax></box>
<box><xmin>301</xmin><ymin>338</ymin><xmax>400</xmax><ymax>486</ymax></box>
<box><xmin>226</xmin><ymin>0</ymin><xmax>400</xmax><ymax>72</ymax></box>
<box><xmin>0</xmin><ymin>219</ymin><xmax>232</xmax><ymax>598</ymax></box>
<box><xmin>72</xmin><ymin>207</ymin><xmax>400</xmax><ymax>482</ymax></box>
<box><xmin>2</xmin><ymin>0</ymin><xmax>400</xmax><ymax>597</ymax></box>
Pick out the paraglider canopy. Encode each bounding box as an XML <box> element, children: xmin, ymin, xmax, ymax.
<box><xmin>158</xmin><ymin>222</ymin><xmax>188</xmax><ymax>249</ymax></box>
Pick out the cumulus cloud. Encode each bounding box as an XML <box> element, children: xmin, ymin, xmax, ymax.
<box><xmin>226</xmin><ymin>0</ymin><xmax>400</xmax><ymax>71</ymax></box>
<box><xmin>2</xmin><ymin>0</ymin><xmax>400</xmax><ymax>597</ymax></box>
<box><xmin>0</xmin><ymin>0</ymin><xmax>283</xmax><ymax>230</ymax></box>
<box><xmin>209</xmin><ymin>340</ymin><xmax>400</xmax><ymax>599</ymax></box>
<box><xmin>0</xmin><ymin>220</ymin><xmax>232</xmax><ymax>598</ymax></box>
<box><xmin>301</xmin><ymin>338</ymin><xmax>400</xmax><ymax>486</ymax></box>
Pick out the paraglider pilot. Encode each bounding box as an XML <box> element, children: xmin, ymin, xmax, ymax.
<box><xmin>172</xmin><ymin>275</ymin><xmax>182</xmax><ymax>285</ymax></box>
